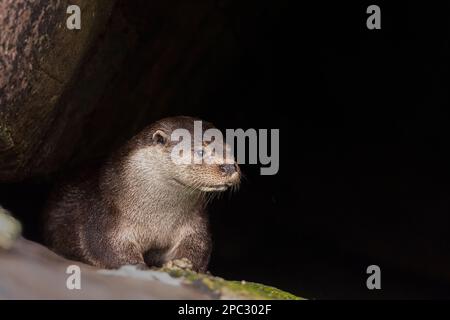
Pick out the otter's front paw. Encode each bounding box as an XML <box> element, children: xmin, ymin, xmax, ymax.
<box><xmin>163</xmin><ymin>258</ymin><xmax>194</xmax><ymax>271</ymax></box>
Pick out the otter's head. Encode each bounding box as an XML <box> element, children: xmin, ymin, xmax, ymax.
<box><xmin>129</xmin><ymin>116</ymin><xmax>240</xmax><ymax>193</ymax></box>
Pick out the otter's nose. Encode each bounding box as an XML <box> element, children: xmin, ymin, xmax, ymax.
<box><xmin>219</xmin><ymin>164</ymin><xmax>237</xmax><ymax>176</ymax></box>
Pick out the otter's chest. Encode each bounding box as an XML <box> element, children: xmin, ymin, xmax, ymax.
<box><xmin>126</xmin><ymin>210</ymin><xmax>192</xmax><ymax>250</ymax></box>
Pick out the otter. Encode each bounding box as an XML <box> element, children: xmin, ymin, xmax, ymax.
<box><xmin>43</xmin><ymin>116</ymin><xmax>240</xmax><ymax>272</ymax></box>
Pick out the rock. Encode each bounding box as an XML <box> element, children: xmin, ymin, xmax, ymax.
<box><xmin>0</xmin><ymin>238</ymin><xmax>210</xmax><ymax>299</ymax></box>
<box><xmin>0</xmin><ymin>0</ymin><xmax>116</xmax><ymax>181</ymax></box>
<box><xmin>0</xmin><ymin>206</ymin><xmax>21</xmax><ymax>250</ymax></box>
<box><xmin>162</xmin><ymin>266</ymin><xmax>303</xmax><ymax>300</ymax></box>
<box><xmin>0</xmin><ymin>237</ymin><xmax>302</xmax><ymax>299</ymax></box>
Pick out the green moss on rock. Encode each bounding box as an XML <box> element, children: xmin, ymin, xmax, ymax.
<box><xmin>161</xmin><ymin>266</ymin><xmax>304</xmax><ymax>300</ymax></box>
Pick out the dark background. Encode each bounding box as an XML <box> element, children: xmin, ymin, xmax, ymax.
<box><xmin>2</xmin><ymin>1</ymin><xmax>450</xmax><ymax>299</ymax></box>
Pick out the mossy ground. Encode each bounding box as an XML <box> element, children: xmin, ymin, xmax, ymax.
<box><xmin>162</xmin><ymin>267</ymin><xmax>304</xmax><ymax>300</ymax></box>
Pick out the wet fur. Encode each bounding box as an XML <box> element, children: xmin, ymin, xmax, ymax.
<box><xmin>43</xmin><ymin>117</ymin><xmax>239</xmax><ymax>272</ymax></box>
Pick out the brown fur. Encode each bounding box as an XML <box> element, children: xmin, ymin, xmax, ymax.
<box><xmin>43</xmin><ymin>116</ymin><xmax>240</xmax><ymax>272</ymax></box>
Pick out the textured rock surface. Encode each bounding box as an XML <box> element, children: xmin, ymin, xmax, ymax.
<box><xmin>0</xmin><ymin>210</ymin><xmax>300</xmax><ymax>300</ymax></box>
<box><xmin>162</xmin><ymin>263</ymin><xmax>303</xmax><ymax>300</ymax></box>
<box><xmin>0</xmin><ymin>238</ymin><xmax>301</xmax><ymax>300</ymax></box>
<box><xmin>0</xmin><ymin>238</ymin><xmax>211</xmax><ymax>299</ymax></box>
<box><xmin>0</xmin><ymin>0</ymin><xmax>116</xmax><ymax>181</ymax></box>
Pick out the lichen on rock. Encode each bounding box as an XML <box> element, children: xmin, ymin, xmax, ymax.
<box><xmin>161</xmin><ymin>259</ymin><xmax>303</xmax><ymax>300</ymax></box>
<box><xmin>0</xmin><ymin>206</ymin><xmax>22</xmax><ymax>250</ymax></box>
<box><xmin>97</xmin><ymin>258</ymin><xmax>303</xmax><ymax>300</ymax></box>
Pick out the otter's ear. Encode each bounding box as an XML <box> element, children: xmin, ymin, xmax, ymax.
<box><xmin>152</xmin><ymin>130</ymin><xmax>169</xmax><ymax>145</ymax></box>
